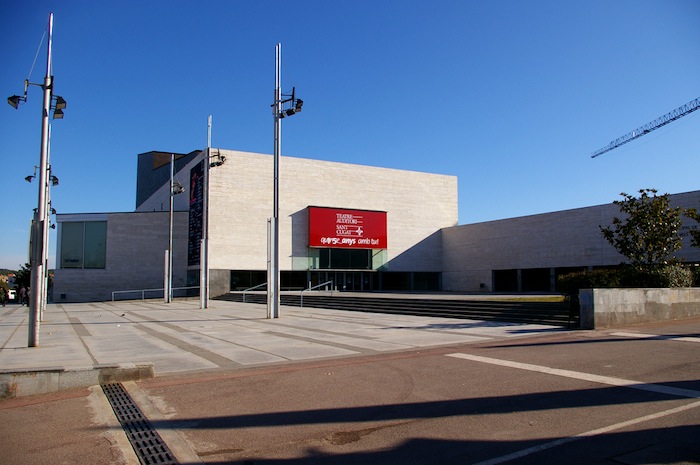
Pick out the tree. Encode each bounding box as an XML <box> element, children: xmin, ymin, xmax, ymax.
<box><xmin>685</xmin><ymin>206</ymin><xmax>700</xmax><ymax>248</ymax></box>
<box><xmin>14</xmin><ymin>263</ymin><xmax>31</xmax><ymax>290</ymax></box>
<box><xmin>600</xmin><ymin>189</ymin><xmax>683</xmax><ymax>270</ymax></box>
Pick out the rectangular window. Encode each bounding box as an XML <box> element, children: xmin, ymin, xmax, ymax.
<box><xmin>84</xmin><ymin>222</ymin><xmax>107</xmax><ymax>268</ymax></box>
<box><xmin>60</xmin><ymin>221</ymin><xmax>107</xmax><ymax>269</ymax></box>
<box><xmin>318</xmin><ymin>248</ymin><xmax>371</xmax><ymax>269</ymax></box>
<box><xmin>60</xmin><ymin>222</ymin><xmax>84</xmax><ymax>268</ymax></box>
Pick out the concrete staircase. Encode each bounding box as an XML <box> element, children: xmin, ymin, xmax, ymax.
<box><xmin>217</xmin><ymin>293</ymin><xmax>579</xmax><ymax>328</ymax></box>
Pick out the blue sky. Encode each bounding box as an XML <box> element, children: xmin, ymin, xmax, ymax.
<box><xmin>1</xmin><ymin>0</ymin><xmax>699</xmax><ymax>270</ymax></box>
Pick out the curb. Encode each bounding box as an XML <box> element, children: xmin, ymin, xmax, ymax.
<box><xmin>0</xmin><ymin>363</ymin><xmax>155</xmax><ymax>399</ymax></box>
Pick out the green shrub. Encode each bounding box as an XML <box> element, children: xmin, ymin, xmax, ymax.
<box><xmin>557</xmin><ymin>265</ymin><xmax>695</xmax><ymax>296</ymax></box>
<box><xmin>556</xmin><ymin>269</ymin><xmax>621</xmax><ymax>296</ymax></box>
<box><xmin>619</xmin><ymin>265</ymin><xmax>694</xmax><ymax>288</ymax></box>
<box><xmin>691</xmin><ymin>266</ymin><xmax>700</xmax><ymax>286</ymax></box>
<box><xmin>657</xmin><ymin>265</ymin><xmax>694</xmax><ymax>287</ymax></box>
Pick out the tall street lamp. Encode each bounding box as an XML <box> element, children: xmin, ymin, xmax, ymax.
<box><xmin>165</xmin><ymin>153</ymin><xmax>185</xmax><ymax>303</ymax></box>
<box><xmin>40</xmin><ymin>125</ymin><xmax>58</xmax><ymax>322</ymax></box>
<box><xmin>7</xmin><ymin>12</ymin><xmax>66</xmax><ymax>347</ymax></box>
<box><xmin>269</xmin><ymin>43</ymin><xmax>303</xmax><ymax>319</ymax></box>
<box><xmin>201</xmin><ymin>115</ymin><xmax>214</xmax><ymax>310</ymax></box>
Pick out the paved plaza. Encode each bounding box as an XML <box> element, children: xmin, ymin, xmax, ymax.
<box><xmin>1</xmin><ymin>300</ymin><xmax>699</xmax><ymax>464</ymax></box>
<box><xmin>0</xmin><ymin>298</ymin><xmax>564</xmax><ymax>383</ymax></box>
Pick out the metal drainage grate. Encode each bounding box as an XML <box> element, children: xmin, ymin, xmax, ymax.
<box><xmin>101</xmin><ymin>382</ymin><xmax>179</xmax><ymax>465</ymax></box>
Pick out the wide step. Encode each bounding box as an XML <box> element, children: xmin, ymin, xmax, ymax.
<box><xmin>218</xmin><ymin>293</ymin><xmax>578</xmax><ymax>327</ymax></box>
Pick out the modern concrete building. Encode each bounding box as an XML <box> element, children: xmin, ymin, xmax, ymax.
<box><xmin>442</xmin><ymin>190</ymin><xmax>700</xmax><ymax>292</ymax></box>
<box><xmin>54</xmin><ymin>149</ymin><xmax>458</xmax><ymax>302</ymax></box>
<box><xmin>52</xmin><ymin>148</ymin><xmax>700</xmax><ymax>302</ymax></box>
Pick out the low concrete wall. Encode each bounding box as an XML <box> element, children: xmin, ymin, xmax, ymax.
<box><xmin>579</xmin><ymin>288</ymin><xmax>700</xmax><ymax>329</ymax></box>
<box><xmin>0</xmin><ymin>363</ymin><xmax>154</xmax><ymax>399</ymax></box>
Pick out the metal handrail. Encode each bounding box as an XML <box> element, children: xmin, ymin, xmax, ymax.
<box><xmin>234</xmin><ymin>282</ymin><xmax>267</xmax><ymax>303</ymax></box>
<box><xmin>112</xmin><ymin>288</ymin><xmax>161</xmax><ymax>301</ymax></box>
<box><xmin>300</xmin><ymin>280</ymin><xmax>334</xmax><ymax>307</ymax></box>
<box><xmin>112</xmin><ymin>286</ymin><xmax>200</xmax><ymax>301</ymax></box>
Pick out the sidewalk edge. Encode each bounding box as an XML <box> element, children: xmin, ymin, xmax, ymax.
<box><xmin>0</xmin><ymin>363</ymin><xmax>155</xmax><ymax>399</ymax></box>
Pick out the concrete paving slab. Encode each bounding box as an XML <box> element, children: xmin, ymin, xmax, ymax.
<box><xmin>0</xmin><ymin>299</ymin><xmax>571</xmax><ymax>397</ymax></box>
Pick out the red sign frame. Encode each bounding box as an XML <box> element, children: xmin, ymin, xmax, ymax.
<box><xmin>308</xmin><ymin>207</ymin><xmax>387</xmax><ymax>249</ymax></box>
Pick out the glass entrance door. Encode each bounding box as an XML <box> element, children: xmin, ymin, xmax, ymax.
<box><xmin>335</xmin><ymin>271</ymin><xmax>368</xmax><ymax>291</ymax></box>
<box><xmin>309</xmin><ymin>271</ymin><xmax>374</xmax><ymax>292</ymax></box>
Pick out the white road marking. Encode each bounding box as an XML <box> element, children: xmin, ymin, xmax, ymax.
<box><xmin>446</xmin><ymin>353</ymin><xmax>700</xmax><ymax>465</ymax></box>
<box><xmin>446</xmin><ymin>353</ymin><xmax>700</xmax><ymax>398</ymax></box>
<box><xmin>611</xmin><ymin>331</ymin><xmax>700</xmax><ymax>343</ymax></box>
<box><xmin>469</xmin><ymin>400</ymin><xmax>700</xmax><ymax>465</ymax></box>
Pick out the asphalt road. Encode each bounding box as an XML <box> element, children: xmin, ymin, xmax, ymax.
<box><xmin>1</xmin><ymin>317</ymin><xmax>699</xmax><ymax>465</ymax></box>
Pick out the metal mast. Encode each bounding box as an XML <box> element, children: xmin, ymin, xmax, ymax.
<box><xmin>29</xmin><ymin>13</ymin><xmax>54</xmax><ymax>346</ymax></box>
<box><xmin>269</xmin><ymin>43</ymin><xmax>282</xmax><ymax>319</ymax></box>
<box><xmin>591</xmin><ymin>97</ymin><xmax>700</xmax><ymax>158</ymax></box>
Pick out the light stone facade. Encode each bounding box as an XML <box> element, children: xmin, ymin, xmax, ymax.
<box><xmin>53</xmin><ymin>212</ymin><xmax>189</xmax><ymax>302</ymax></box>
<box><xmin>55</xmin><ymin>149</ymin><xmax>458</xmax><ymax>301</ymax></box>
<box><xmin>206</xmin><ymin>149</ymin><xmax>458</xmax><ymax>272</ymax></box>
<box><xmin>53</xmin><ymin>147</ymin><xmax>699</xmax><ymax>302</ymax></box>
<box><xmin>441</xmin><ymin>190</ymin><xmax>700</xmax><ymax>292</ymax></box>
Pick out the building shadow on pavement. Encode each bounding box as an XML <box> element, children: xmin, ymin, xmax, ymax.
<box><xmin>140</xmin><ymin>382</ymin><xmax>700</xmax><ymax>464</ymax></box>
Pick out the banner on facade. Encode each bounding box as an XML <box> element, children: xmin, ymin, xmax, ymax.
<box><xmin>308</xmin><ymin>206</ymin><xmax>387</xmax><ymax>249</ymax></box>
<box><xmin>187</xmin><ymin>160</ymin><xmax>205</xmax><ymax>266</ymax></box>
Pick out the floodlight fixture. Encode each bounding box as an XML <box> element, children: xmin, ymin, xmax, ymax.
<box><xmin>171</xmin><ymin>181</ymin><xmax>185</xmax><ymax>195</ymax></box>
<box><xmin>53</xmin><ymin>95</ymin><xmax>66</xmax><ymax>110</ymax></box>
<box><xmin>8</xmin><ymin>81</ymin><xmax>67</xmax><ymax>120</ymax></box>
<box><xmin>209</xmin><ymin>154</ymin><xmax>226</xmax><ymax>168</ymax></box>
<box><xmin>7</xmin><ymin>79</ymin><xmax>29</xmax><ymax>109</ymax></box>
<box><xmin>50</xmin><ymin>175</ymin><xmax>59</xmax><ymax>186</ymax></box>
<box><xmin>8</xmin><ymin>95</ymin><xmax>24</xmax><ymax>109</ymax></box>
<box><xmin>275</xmin><ymin>86</ymin><xmax>303</xmax><ymax>119</ymax></box>
<box><xmin>282</xmin><ymin>99</ymin><xmax>304</xmax><ymax>117</ymax></box>
<box><xmin>25</xmin><ymin>166</ymin><xmax>38</xmax><ymax>183</ymax></box>
<box><xmin>51</xmin><ymin>95</ymin><xmax>66</xmax><ymax>119</ymax></box>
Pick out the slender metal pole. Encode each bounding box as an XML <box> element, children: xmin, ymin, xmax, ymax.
<box><xmin>167</xmin><ymin>153</ymin><xmax>174</xmax><ymax>303</ymax></box>
<box><xmin>163</xmin><ymin>250</ymin><xmax>169</xmax><ymax>303</ymax></box>
<box><xmin>28</xmin><ymin>12</ymin><xmax>53</xmax><ymax>347</ymax></box>
<box><xmin>270</xmin><ymin>43</ymin><xmax>282</xmax><ymax>319</ymax></box>
<box><xmin>267</xmin><ymin>217</ymin><xmax>272</xmax><ymax>319</ymax></box>
<box><xmin>41</xmin><ymin>125</ymin><xmax>52</xmax><ymax>322</ymax></box>
<box><xmin>200</xmin><ymin>238</ymin><xmax>206</xmax><ymax>307</ymax></box>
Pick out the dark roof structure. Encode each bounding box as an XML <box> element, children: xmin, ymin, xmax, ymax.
<box><xmin>135</xmin><ymin>150</ymin><xmax>201</xmax><ymax>209</ymax></box>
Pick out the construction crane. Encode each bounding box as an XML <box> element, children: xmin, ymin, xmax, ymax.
<box><xmin>591</xmin><ymin>97</ymin><xmax>700</xmax><ymax>158</ymax></box>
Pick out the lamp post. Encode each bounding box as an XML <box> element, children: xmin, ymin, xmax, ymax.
<box><xmin>166</xmin><ymin>153</ymin><xmax>185</xmax><ymax>303</ymax></box>
<box><xmin>268</xmin><ymin>43</ymin><xmax>303</xmax><ymax>319</ymax></box>
<box><xmin>40</xmin><ymin>124</ymin><xmax>56</xmax><ymax>322</ymax></box>
<box><xmin>7</xmin><ymin>12</ymin><xmax>66</xmax><ymax>347</ymax></box>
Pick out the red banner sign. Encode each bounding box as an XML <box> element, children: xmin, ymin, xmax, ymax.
<box><xmin>309</xmin><ymin>207</ymin><xmax>387</xmax><ymax>249</ymax></box>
